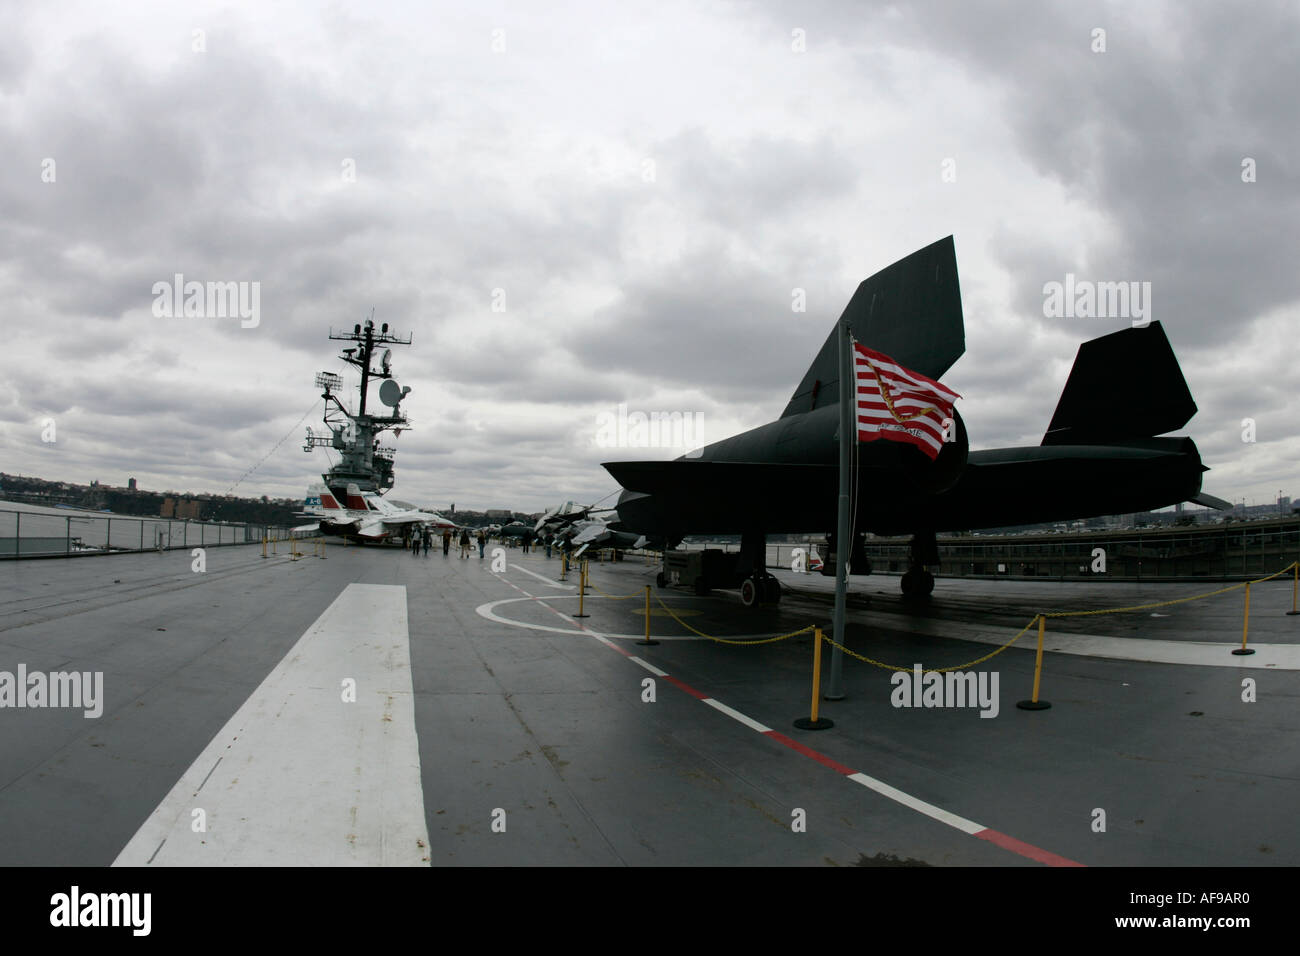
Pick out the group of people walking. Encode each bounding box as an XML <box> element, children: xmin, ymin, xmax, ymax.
<box><xmin>411</xmin><ymin>526</ymin><xmax>486</xmax><ymax>559</ymax></box>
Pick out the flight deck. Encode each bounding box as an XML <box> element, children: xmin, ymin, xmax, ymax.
<box><xmin>1</xmin><ymin>542</ymin><xmax>1297</xmax><ymax>867</ymax></box>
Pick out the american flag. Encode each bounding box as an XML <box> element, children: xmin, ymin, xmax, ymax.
<box><xmin>854</xmin><ymin>343</ymin><xmax>961</xmax><ymax>460</ymax></box>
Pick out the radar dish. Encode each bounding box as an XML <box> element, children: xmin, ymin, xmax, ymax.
<box><xmin>379</xmin><ymin>379</ymin><xmax>404</xmax><ymax>407</ymax></box>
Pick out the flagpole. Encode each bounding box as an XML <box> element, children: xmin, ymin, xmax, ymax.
<box><xmin>825</xmin><ymin>318</ymin><xmax>851</xmax><ymax>701</ymax></box>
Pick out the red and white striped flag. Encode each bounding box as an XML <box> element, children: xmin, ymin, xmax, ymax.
<box><xmin>854</xmin><ymin>342</ymin><xmax>961</xmax><ymax>460</ymax></box>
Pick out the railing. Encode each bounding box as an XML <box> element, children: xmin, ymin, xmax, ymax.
<box><xmin>673</xmin><ymin>522</ymin><xmax>1300</xmax><ymax>582</ymax></box>
<box><xmin>0</xmin><ymin>506</ymin><xmax>305</xmax><ymax>559</ymax></box>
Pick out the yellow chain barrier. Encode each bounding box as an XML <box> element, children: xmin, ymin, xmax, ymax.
<box><xmin>584</xmin><ymin>580</ymin><xmax>645</xmax><ymax>601</ymax></box>
<box><xmin>1041</xmin><ymin>561</ymin><xmax>1298</xmax><ymax>619</ymax></box>
<box><xmin>652</xmin><ymin>593</ymin><xmax>815</xmax><ymax>645</ymax></box>
<box><xmin>819</xmin><ymin>617</ymin><xmax>1040</xmax><ymax>673</ymax></box>
<box><xmin>578</xmin><ymin>560</ymin><xmax>1300</xmax><ymax>670</ymax></box>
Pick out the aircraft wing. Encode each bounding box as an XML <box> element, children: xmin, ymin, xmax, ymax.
<box><xmin>382</xmin><ymin>510</ymin><xmax>454</xmax><ymax>530</ymax></box>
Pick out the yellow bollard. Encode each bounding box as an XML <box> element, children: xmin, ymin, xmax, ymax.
<box><xmin>262</xmin><ymin>535</ymin><xmax>267</xmax><ymax>559</ymax></box>
<box><xmin>560</xmin><ymin>553</ymin><xmax>568</xmax><ymax>582</ymax></box>
<box><xmin>574</xmin><ymin>559</ymin><xmax>589</xmax><ymax>618</ymax></box>
<box><xmin>1288</xmin><ymin>562</ymin><xmax>1299</xmax><ymax>616</ymax></box>
<box><xmin>1233</xmin><ymin>582</ymin><xmax>1255</xmax><ymax>655</ymax></box>
<box><xmin>637</xmin><ymin>585</ymin><xmax>659</xmax><ymax>646</ymax></box>
<box><xmin>272</xmin><ymin>536</ymin><xmax>277</xmax><ymax>555</ymax></box>
<box><xmin>1016</xmin><ymin>616</ymin><xmax>1052</xmax><ymax>710</ymax></box>
<box><xmin>794</xmin><ymin>628</ymin><xmax>833</xmax><ymax>729</ymax></box>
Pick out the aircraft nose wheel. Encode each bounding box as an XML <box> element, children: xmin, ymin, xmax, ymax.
<box><xmin>740</xmin><ymin>573</ymin><xmax>782</xmax><ymax>607</ymax></box>
<box><xmin>901</xmin><ymin>568</ymin><xmax>934</xmax><ymax>598</ymax></box>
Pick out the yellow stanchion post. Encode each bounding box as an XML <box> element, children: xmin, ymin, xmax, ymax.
<box><xmin>261</xmin><ymin>535</ymin><xmax>267</xmax><ymax>559</ymax></box>
<box><xmin>794</xmin><ymin>627</ymin><xmax>834</xmax><ymax>729</ymax></box>
<box><xmin>272</xmin><ymin>536</ymin><xmax>277</xmax><ymax>555</ymax></box>
<box><xmin>1233</xmin><ymin>581</ymin><xmax>1255</xmax><ymax>655</ymax></box>
<box><xmin>636</xmin><ymin>585</ymin><xmax>659</xmax><ymax>646</ymax></box>
<box><xmin>559</xmin><ymin>553</ymin><xmax>568</xmax><ymax>582</ymax></box>
<box><xmin>574</xmin><ymin>559</ymin><xmax>589</xmax><ymax>618</ymax></box>
<box><xmin>1016</xmin><ymin>615</ymin><xmax>1052</xmax><ymax>710</ymax></box>
<box><xmin>1287</xmin><ymin>561</ymin><xmax>1299</xmax><ymax>616</ymax></box>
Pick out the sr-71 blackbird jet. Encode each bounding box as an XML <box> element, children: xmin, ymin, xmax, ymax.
<box><xmin>602</xmin><ymin>236</ymin><xmax>1225</xmax><ymax>604</ymax></box>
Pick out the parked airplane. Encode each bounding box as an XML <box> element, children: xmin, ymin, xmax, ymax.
<box><xmin>603</xmin><ymin>236</ymin><xmax>1227</xmax><ymax>604</ymax></box>
<box><xmin>534</xmin><ymin>501</ymin><xmax>617</xmax><ymax>542</ymax></box>
<box><xmin>568</xmin><ymin>517</ymin><xmax>649</xmax><ymax>556</ymax></box>
<box><xmin>296</xmin><ymin>482</ymin><xmax>454</xmax><ymax>543</ymax></box>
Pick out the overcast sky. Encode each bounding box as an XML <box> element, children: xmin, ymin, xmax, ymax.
<box><xmin>2</xmin><ymin>0</ymin><xmax>1296</xmax><ymax>514</ymax></box>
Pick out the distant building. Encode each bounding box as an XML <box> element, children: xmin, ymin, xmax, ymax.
<box><xmin>128</xmin><ymin>477</ymin><xmax>137</xmax><ymax>491</ymax></box>
<box><xmin>161</xmin><ymin>497</ymin><xmax>202</xmax><ymax>520</ymax></box>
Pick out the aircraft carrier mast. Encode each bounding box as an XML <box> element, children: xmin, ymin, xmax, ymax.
<box><xmin>303</xmin><ymin>317</ymin><xmax>414</xmax><ymax>497</ymax></box>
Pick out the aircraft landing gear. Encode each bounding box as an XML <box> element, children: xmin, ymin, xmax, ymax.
<box><xmin>901</xmin><ymin>529</ymin><xmax>937</xmax><ymax>599</ymax></box>
<box><xmin>740</xmin><ymin>572</ymin><xmax>781</xmax><ymax>607</ymax></box>
<box><xmin>900</xmin><ymin>567</ymin><xmax>934</xmax><ymax>598</ymax></box>
<box><xmin>656</xmin><ymin>570</ymin><xmax>668</xmax><ymax>588</ymax></box>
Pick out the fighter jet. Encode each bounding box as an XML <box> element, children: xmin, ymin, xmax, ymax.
<box><xmin>603</xmin><ymin>236</ymin><xmax>1224</xmax><ymax>604</ymax></box>
<box><xmin>534</xmin><ymin>501</ymin><xmax>616</xmax><ymax>543</ymax></box>
<box><xmin>567</xmin><ymin>517</ymin><xmax>653</xmax><ymax>557</ymax></box>
<box><xmin>297</xmin><ymin>481</ymin><xmax>454</xmax><ymax>543</ymax></box>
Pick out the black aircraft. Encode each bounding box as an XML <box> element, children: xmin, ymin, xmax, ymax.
<box><xmin>603</xmin><ymin>236</ymin><xmax>1224</xmax><ymax>605</ymax></box>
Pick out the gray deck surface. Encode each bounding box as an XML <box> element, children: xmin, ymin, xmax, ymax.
<box><xmin>1</xmin><ymin>542</ymin><xmax>1296</xmax><ymax>866</ymax></box>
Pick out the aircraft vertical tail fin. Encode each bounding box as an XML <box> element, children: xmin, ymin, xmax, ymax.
<box><xmin>1041</xmin><ymin>321</ymin><xmax>1197</xmax><ymax>445</ymax></box>
<box><xmin>781</xmin><ymin>236</ymin><xmax>965</xmax><ymax>419</ymax></box>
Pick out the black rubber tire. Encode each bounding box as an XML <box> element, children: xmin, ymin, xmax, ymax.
<box><xmin>762</xmin><ymin>577</ymin><xmax>782</xmax><ymax>604</ymax></box>
<box><xmin>740</xmin><ymin>577</ymin><xmax>759</xmax><ymax>607</ymax></box>
<box><xmin>901</xmin><ymin>569</ymin><xmax>934</xmax><ymax>598</ymax></box>
<box><xmin>656</xmin><ymin>571</ymin><xmax>667</xmax><ymax>588</ymax></box>
<box><xmin>694</xmin><ymin>578</ymin><xmax>711</xmax><ymax>596</ymax></box>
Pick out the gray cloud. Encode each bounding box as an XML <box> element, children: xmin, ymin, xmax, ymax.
<box><xmin>1</xmin><ymin>0</ymin><xmax>1296</xmax><ymax>513</ymax></box>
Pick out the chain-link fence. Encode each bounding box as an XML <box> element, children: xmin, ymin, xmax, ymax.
<box><xmin>0</xmin><ymin>506</ymin><xmax>305</xmax><ymax>559</ymax></box>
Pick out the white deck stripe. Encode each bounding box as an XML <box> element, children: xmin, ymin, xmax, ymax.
<box><xmin>627</xmin><ymin>656</ymin><xmax>667</xmax><ymax>676</ymax></box>
<box><xmin>846</xmin><ymin>773</ymin><xmax>984</xmax><ymax>834</ymax></box>
<box><xmin>702</xmin><ymin>698</ymin><xmax>773</xmax><ymax>734</ymax></box>
<box><xmin>113</xmin><ymin>583</ymin><xmax>429</xmax><ymax>866</ymax></box>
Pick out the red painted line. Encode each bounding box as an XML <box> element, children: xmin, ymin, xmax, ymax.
<box><xmin>497</xmin><ymin>568</ymin><xmax>1082</xmax><ymax>867</ymax></box>
<box><xmin>762</xmin><ymin>730</ymin><xmax>857</xmax><ymax>776</ymax></box>
<box><xmin>975</xmin><ymin>828</ymin><xmax>1084</xmax><ymax>867</ymax></box>
<box><xmin>661</xmin><ymin>674</ymin><xmax>708</xmax><ymax>699</ymax></box>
